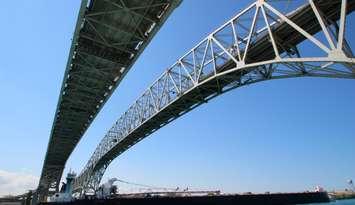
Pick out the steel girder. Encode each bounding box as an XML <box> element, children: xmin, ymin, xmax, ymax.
<box><xmin>73</xmin><ymin>0</ymin><xmax>355</xmax><ymax>193</ymax></box>
<box><xmin>38</xmin><ymin>0</ymin><xmax>182</xmax><ymax>200</ymax></box>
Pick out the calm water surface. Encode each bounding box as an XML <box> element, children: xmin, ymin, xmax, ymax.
<box><xmin>305</xmin><ymin>199</ymin><xmax>355</xmax><ymax>204</ymax></box>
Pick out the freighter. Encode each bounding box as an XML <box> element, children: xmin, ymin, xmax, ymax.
<box><xmin>41</xmin><ymin>174</ymin><xmax>330</xmax><ymax>205</ymax></box>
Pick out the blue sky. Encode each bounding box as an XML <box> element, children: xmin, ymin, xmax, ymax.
<box><xmin>0</xmin><ymin>0</ymin><xmax>354</xmax><ymax>196</ymax></box>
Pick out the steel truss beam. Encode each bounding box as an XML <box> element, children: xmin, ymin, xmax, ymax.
<box><xmin>74</xmin><ymin>0</ymin><xmax>355</xmax><ymax>194</ymax></box>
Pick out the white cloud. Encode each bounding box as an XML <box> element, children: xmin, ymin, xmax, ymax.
<box><xmin>0</xmin><ymin>169</ymin><xmax>38</xmax><ymax>197</ymax></box>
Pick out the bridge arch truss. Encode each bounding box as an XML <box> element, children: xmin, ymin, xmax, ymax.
<box><xmin>73</xmin><ymin>0</ymin><xmax>355</xmax><ymax>193</ymax></box>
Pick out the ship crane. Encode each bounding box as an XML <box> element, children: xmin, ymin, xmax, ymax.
<box><xmin>95</xmin><ymin>178</ymin><xmax>177</xmax><ymax>199</ymax></box>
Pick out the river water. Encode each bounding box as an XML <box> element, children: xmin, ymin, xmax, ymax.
<box><xmin>305</xmin><ymin>199</ymin><xmax>355</xmax><ymax>204</ymax></box>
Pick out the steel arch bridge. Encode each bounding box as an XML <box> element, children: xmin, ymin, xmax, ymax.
<box><xmin>72</xmin><ymin>0</ymin><xmax>355</xmax><ymax>193</ymax></box>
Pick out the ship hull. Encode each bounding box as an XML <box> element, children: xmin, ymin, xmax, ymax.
<box><xmin>42</xmin><ymin>192</ymin><xmax>330</xmax><ymax>205</ymax></box>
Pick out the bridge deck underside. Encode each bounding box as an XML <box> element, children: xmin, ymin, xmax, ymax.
<box><xmin>93</xmin><ymin>0</ymin><xmax>355</xmax><ymax>174</ymax></box>
<box><xmin>39</xmin><ymin>0</ymin><xmax>181</xmax><ymax>195</ymax></box>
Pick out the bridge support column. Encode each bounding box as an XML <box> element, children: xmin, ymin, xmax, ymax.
<box><xmin>25</xmin><ymin>191</ymin><xmax>33</xmax><ymax>205</ymax></box>
<box><xmin>31</xmin><ymin>192</ymin><xmax>38</xmax><ymax>205</ymax></box>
